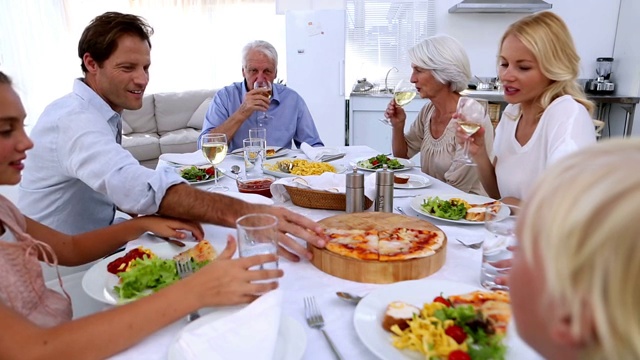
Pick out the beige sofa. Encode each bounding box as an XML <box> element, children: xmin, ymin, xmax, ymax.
<box><xmin>121</xmin><ymin>89</ymin><xmax>216</xmax><ymax>168</ymax></box>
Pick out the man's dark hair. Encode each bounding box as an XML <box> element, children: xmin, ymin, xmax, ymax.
<box><xmin>78</xmin><ymin>12</ymin><xmax>154</xmax><ymax>73</ymax></box>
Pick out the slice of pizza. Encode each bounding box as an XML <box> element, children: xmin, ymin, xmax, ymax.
<box><xmin>378</xmin><ymin>228</ymin><xmax>445</xmax><ymax>261</ymax></box>
<box><xmin>173</xmin><ymin>240</ymin><xmax>217</xmax><ymax>263</ymax></box>
<box><xmin>323</xmin><ymin>228</ymin><xmax>379</xmax><ymax>260</ymax></box>
<box><xmin>465</xmin><ymin>200</ymin><xmax>502</xmax><ymax>222</ymax></box>
<box><xmin>448</xmin><ymin>290</ymin><xmax>511</xmax><ymax>334</ymax></box>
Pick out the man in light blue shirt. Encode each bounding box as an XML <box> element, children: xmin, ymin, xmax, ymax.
<box><xmin>19</xmin><ymin>12</ymin><xmax>325</xmax><ymax>261</ymax></box>
<box><xmin>200</xmin><ymin>40</ymin><xmax>323</xmax><ymax>151</ymax></box>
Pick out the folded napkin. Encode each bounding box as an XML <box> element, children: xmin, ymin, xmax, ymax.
<box><xmin>300</xmin><ymin>142</ymin><xmax>343</xmax><ymax>161</ymax></box>
<box><xmin>271</xmin><ymin>172</ymin><xmax>377</xmax><ymax>208</ymax></box>
<box><xmin>159</xmin><ymin>151</ymin><xmax>210</xmax><ymax>166</ymax></box>
<box><xmin>170</xmin><ymin>289</ymin><xmax>283</xmax><ymax>360</ymax></box>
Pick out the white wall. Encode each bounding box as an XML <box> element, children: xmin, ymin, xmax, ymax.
<box><xmin>439</xmin><ymin>0</ymin><xmax>621</xmax><ymax>79</ymax></box>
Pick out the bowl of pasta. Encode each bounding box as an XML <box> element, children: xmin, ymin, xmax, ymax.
<box><xmin>263</xmin><ymin>158</ymin><xmax>346</xmax><ymax>178</ymax></box>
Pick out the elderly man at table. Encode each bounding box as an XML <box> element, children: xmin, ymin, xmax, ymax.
<box><xmin>18</xmin><ymin>12</ymin><xmax>325</xmax><ymax>261</ymax></box>
<box><xmin>199</xmin><ymin>40</ymin><xmax>324</xmax><ymax>152</ymax></box>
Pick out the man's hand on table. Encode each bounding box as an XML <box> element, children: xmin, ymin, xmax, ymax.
<box><xmin>256</xmin><ymin>205</ymin><xmax>327</xmax><ymax>261</ymax></box>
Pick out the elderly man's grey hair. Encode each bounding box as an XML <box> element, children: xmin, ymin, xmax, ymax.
<box><xmin>408</xmin><ymin>35</ymin><xmax>471</xmax><ymax>93</ymax></box>
<box><xmin>242</xmin><ymin>40</ymin><xmax>278</xmax><ymax>69</ymax></box>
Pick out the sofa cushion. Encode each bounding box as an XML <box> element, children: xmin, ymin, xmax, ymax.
<box><xmin>121</xmin><ymin>95</ymin><xmax>157</xmax><ymax>134</ymax></box>
<box><xmin>159</xmin><ymin>128</ymin><xmax>200</xmax><ymax>154</ymax></box>
<box><xmin>187</xmin><ymin>97</ymin><xmax>212</xmax><ymax>130</ymax></box>
<box><xmin>121</xmin><ymin>120</ymin><xmax>133</xmax><ymax>135</ymax></box>
<box><xmin>122</xmin><ymin>133</ymin><xmax>161</xmax><ymax>162</ymax></box>
<box><xmin>155</xmin><ymin>89</ymin><xmax>215</xmax><ymax>135</ymax></box>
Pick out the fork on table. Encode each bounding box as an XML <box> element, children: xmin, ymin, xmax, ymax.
<box><xmin>176</xmin><ymin>260</ymin><xmax>200</xmax><ymax>322</ymax></box>
<box><xmin>303</xmin><ymin>296</ymin><xmax>344</xmax><ymax>360</ymax></box>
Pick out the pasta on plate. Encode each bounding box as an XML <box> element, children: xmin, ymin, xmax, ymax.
<box><xmin>268</xmin><ymin>159</ymin><xmax>337</xmax><ymax>176</ymax></box>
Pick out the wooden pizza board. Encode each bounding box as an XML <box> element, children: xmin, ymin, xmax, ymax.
<box><xmin>309</xmin><ymin>212</ymin><xmax>447</xmax><ymax>284</ymax></box>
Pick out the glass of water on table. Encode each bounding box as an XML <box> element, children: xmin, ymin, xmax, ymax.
<box><xmin>236</xmin><ymin>214</ymin><xmax>279</xmax><ymax>276</ymax></box>
<box><xmin>481</xmin><ymin>204</ymin><xmax>519</xmax><ymax>291</ymax></box>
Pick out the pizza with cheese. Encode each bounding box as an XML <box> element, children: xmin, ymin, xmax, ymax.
<box><xmin>173</xmin><ymin>240</ymin><xmax>217</xmax><ymax>263</ymax></box>
<box><xmin>448</xmin><ymin>290</ymin><xmax>511</xmax><ymax>334</ymax></box>
<box><xmin>322</xmin><ymin>226</ymin><xmax>444</xmax><ymax>261</ymax></box>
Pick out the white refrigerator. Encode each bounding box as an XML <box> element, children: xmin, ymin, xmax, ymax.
<box><xmin>285</xmin><ymin>9</ymin><xmax>346</xmax><ymax>147</ymax></box>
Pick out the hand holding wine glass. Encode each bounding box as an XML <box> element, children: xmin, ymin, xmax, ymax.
<box><xmin>253</xmin><ymin>80</ymin><xmax>272</xmax><ymax>127</ymax></box>
<box><xmin>453</xmin><ymin>97</ymin><xmax>488</xmax><ymax>166</ymax></box>
<box><xmin>379</xmin><ymin>79</ymin><xmax>417</xmax><ymax>127</ymax></box>
<box><xmin>201</xmin><ymin>133</ymin><xmax>229</xmax><ymax>192</ymax></box>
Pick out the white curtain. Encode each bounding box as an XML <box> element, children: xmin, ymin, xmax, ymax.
<box><xmin>0</xmin><ymin>0</ymin><xmax>285</xmax><ymax>131</ymax></box>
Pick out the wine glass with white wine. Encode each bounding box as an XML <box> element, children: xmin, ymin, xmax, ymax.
<box><xmin>253</xmin><ymin>80</ymin><xmax>272</xmax><ymax>127</ymax></box>
<box><xmin>200</xmin><ymin>133</ymin><xmax>229</xmax><ymax>192</ymax></box>
<box><xmin>453</xmin><ymin>97</ymin><xmax>488</xmax><ymax>166</ymax></box>
<box><xmin>379</xmin><ymin>79</ymin><xmax>417</xmax><ymax>126</ymax></box>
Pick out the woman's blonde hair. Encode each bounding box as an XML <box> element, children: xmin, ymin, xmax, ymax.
<box><xmin>500</xmin><ymin>11</ymin><xmax>594</xmax><ymax>118</ymax></box>
<box><xmin>518</xmin><ymin>139</ymin><xmax>640</xmax><ymax>359</ymax></box>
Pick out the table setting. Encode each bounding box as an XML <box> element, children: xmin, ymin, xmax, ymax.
<box><xmin>50</xmin><ymin>144</ymin><xmax>543</xmax><ymax>360</ymax></box>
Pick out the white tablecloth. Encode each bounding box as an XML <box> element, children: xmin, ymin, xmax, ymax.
<box><xmin>54</xmin><ymin>146</ymin><xmax>542</xmax><ymax>360</ymax></box>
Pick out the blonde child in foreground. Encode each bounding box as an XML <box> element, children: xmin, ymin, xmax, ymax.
<box><xmin>0</xmin><ymin>71</ymin><xmax>282</xmax><ymax>358</ymax></box>
<box><xmin>511</xmin><ymin>138</ymin><xmax>640</xmax><ymax>359</ymax></box>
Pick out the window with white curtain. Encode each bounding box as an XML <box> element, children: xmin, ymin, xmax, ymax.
<box><xmin>345</xmin><ymin>0</ymin><xmax>435</xmax><ymax>93</ymax></box>
<box><xmin>0</xmin><ymin>0</ymin><xmax>284</xmax><ymax>130</ymax></box>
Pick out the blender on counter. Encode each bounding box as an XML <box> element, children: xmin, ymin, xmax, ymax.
<box><xmin>585</xmin><ymin>57</ymin><xmax>615</xmax><ymax>94</ymax></box>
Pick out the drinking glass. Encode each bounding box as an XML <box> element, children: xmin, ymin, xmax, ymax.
<box><xmin>236</xmin><ymin>214</ymin><xmax>279</xmax><ymax>275</ymax></box>
<box><xmin>379</xmin><ymin>79</ymin><xmax>417</xmax><ymax>126</ymax></box>
<box><xmin>243</xmin><ymin>137</ymin><xmax>266</xmax><ymax>176</ymax></box>
<box><xmin>200</xmin><ymin>133</ymin><xmax>229</xmax><ymax>192</ymax></box>
<box><xmin>453</xmin><ymin>97</ymin><xmax>488</xmax><ymax>166</ymax></box>
<box><xmin>249</xmin><ymin>128</ymin><xmax>267</xmax><ymax>149</ymax></box>
<box><xmin>253</xmin><ymin>80</ymin><xmax>272</xmax><ymax>127</ymax></box>
<box><xmin>480</xmin><ymin>204</ymin><xmax>519</xmax><ymax>291</ymax></box>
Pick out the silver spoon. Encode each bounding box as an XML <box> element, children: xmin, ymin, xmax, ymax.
<box><xmin>231</xmin><ymin>165</ymin><xmax>241</xmax><ymax>176</ymax></box>
<box><xmin>336</xmin><ymin>291</ymin><xmax>363</xmax><ymax>305</ymax></box>
<box><xmin>395</xmin><ymin>206</ymin><xmax>407</xmax><ymax>215</ymax></box>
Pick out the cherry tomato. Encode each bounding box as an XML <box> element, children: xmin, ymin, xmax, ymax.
<box><xmin>205</xmin><ymin>167</ymin><xmax>215</xmax><ymax>176</ymax></box>
<box><xmin>433</xmin><ymin>295</ymin><xmax>451</xmax><ymax>307</ymax></box>
<box><xmin>445</xmin><ymin>325</ymin><xmax>467</xmax><ymax>344</ymax></box>
<box><xmin>448</xmin><ymin>350</ymin><xmax>471</xmax><ymax>360</ymax></box>
<box><xmin>372</xmin><ymin>160</ymin><xmax>379</xmax><ymax>165</ymax></box>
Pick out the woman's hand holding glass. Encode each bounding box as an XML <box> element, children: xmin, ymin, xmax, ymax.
<box><xmin>379</xmin><ymin>79</ymin><xmax>417</xmax><ymax>127</ymax></box>
<box><xmin>453</xmin><ymin>97</ymin><xmax>488</xmax><ymax>166</ymax></box>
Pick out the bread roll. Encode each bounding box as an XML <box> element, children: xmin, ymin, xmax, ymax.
<box><xmin>382</xmin><ymin>301</ymin><xmax>420</xmax><ymax>332</ymax></box>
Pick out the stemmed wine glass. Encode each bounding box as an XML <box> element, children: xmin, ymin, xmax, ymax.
<box><xmin>200</xmin><ymin>133</ymin><xmax>229</xmax><ymax>192</ymax></box>
<box><xmin>379</xmin><ymin>79</ymin><xmax>417</xmax><ymax>126</ymax></box>
<box><xmin>453</xmin><ymin>97</ymin><xmax>488</xmax><ymax>166</ymax></box>
<box><xmin>253</xmin><ymin>80</ymin><xmax>272</xmax><ymax>127</ymax></box>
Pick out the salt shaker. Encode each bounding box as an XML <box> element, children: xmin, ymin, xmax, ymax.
<box><xmin>345</xmin><ymin>167</ymin><xmax>365</xmax><ymax>213</ymax></box>
<box><xmin>375</xmin><ymin>164</ymin><xmax>394</xmax><ymax>212</ymax></box>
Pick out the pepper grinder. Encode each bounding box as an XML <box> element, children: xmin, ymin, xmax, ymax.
<box><xmin>345</xmin><ymin>167</ymin><xmax>365</xmax><ymax>213</ymax></box>
<box><xmin>375</xmin><ymin>164</ymin><xmax>394</xmax><ymax>212</ymax></box>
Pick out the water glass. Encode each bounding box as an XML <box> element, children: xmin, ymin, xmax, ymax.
<box><xmin>249</xmin><ymin>128</ymin><xmax>267</xmax><ymax>149</ymax></box>
<box><xmin>236</xmin><ymin>214</ymin><xmax>279</xmax><ymax>274</ymax></box>
<box><xmin>243</xmin><ymin>137</ymin><xmax>266</xmax><ymax>176</ymax></box>
<box><xmin>480</xmin><ymin>204</ymin><xmax>519</xmax><ymax>291</ymax></box>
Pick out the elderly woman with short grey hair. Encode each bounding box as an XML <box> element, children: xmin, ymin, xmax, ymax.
<box><xmin>385</xmin><ymin>34</ymin><xmax>493</xmax><ymax>195</ymax></box>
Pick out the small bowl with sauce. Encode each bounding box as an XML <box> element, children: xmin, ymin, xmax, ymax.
<box><xmin>394</xmin><ymin>174</ymin><xmax>410</xmax><ymax>184</ymax></box>
<box><xmin>236</xmin><ymin>175</ymin><xmax>276</xmax><ymax>198</ymax></box>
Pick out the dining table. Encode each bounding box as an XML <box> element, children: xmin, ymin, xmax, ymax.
<box><xmin>49</xmin><ymin>145</ymin><xmax>543</xmax><ymax>360</ymax></box>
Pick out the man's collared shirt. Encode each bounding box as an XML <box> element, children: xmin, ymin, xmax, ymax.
<box><xmin>19</xmin><ymin>79</ymin><xmax>186</xmax><ymax>234</ymax></box>
<box><xmin>200</xmin><ymin>81</ymin><xmax>324</xmax><ymax>151</ymax></box>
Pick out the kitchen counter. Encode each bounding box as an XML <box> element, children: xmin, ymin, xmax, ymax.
<box><xmin>350</xmin><ymin>91</ymin><xmax>638</xmax><ymax>137</ymax></box>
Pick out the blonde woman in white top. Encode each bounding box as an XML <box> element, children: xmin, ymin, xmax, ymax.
<box><xmin>458</xmin><ymin>12</ymin><xmax>596</xmax><ymax>204</ymax></box>
<box><xmin>385</xmin><ymin>35</ymin><xmax>493</xmax><ymax>195</ymax></box>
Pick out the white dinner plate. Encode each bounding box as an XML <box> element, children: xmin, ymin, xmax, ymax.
<box><xmin>177</xmin><ymin>166</ymin><xmax>226</xmax><ymax>185</ymax></box>
<box><xmin>82</xmin><ymin>242</ymin><xmax>198</xmax><ymax>305</ymax></box>
<box><xmin>167</xmin><ymin>312</ymin><xmax>306</xmax><ymax>360</ymax></box>
<box><xmin>262</xmin><ymin>157</ymin><xmax>347</xmax><ymax>178</ymax></box>
<box><xmin>354</xmin><ymin>279</ymin><xmax>481</xmax><ymax>360</ymax></box>
<box><xmin>351</xmin><ymin>156</ymin><xmax>414</xmax><ymax>172</ymax></box>
<box><xmin>409</xmin><ymin>193</ymin><xmax>505</xmax><ymax>225</ymax></box>
<box><xmin>223</xmin><ymin>191</ymin><xmax>275</xmax><ymax>205</ymax></box>
<box><xmin>229</xmin><ymin>146</ymin><xmax>290</xmax><ymax>160</ymax></box>
<box><xmin>393</xmin><ymin>174</ymin><xmax>431</xmax><ymax>189</ymax></box>
<box><xmin>354</xmin><ymin>279</ymin><xmax>535</xmax><ymax>360</ymax></box>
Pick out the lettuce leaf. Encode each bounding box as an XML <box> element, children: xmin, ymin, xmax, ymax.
<box><xmin>421</xmin><ymin>196</ymin><xmax>468</xmax><ymax>220</ymax></box>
